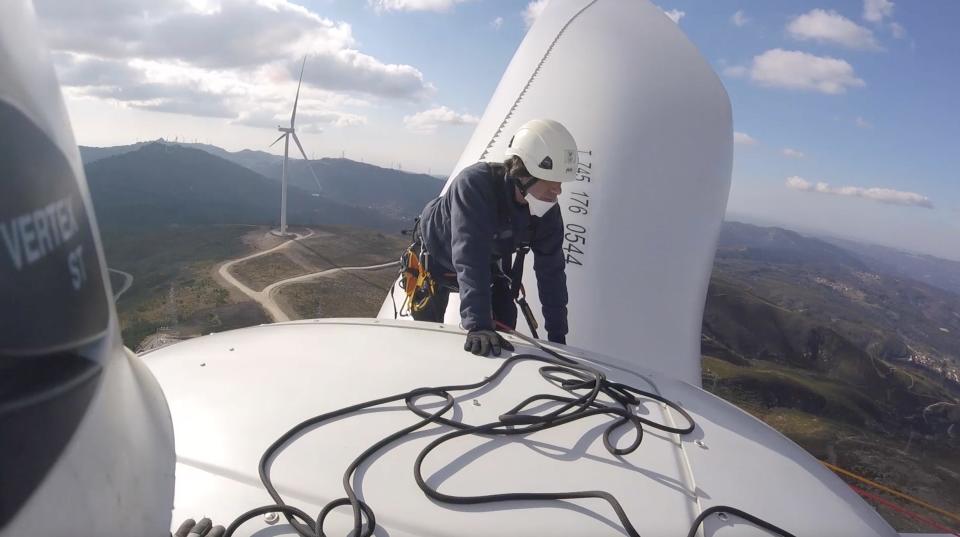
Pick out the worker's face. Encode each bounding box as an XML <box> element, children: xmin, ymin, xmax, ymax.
<box><xmin>525</xmin><ymin>178</ymin><xmax>563</xmax><ymax>203</ymax></box>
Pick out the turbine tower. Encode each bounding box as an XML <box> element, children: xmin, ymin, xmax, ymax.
<box><xmin>270</xmin><ymin>57</ymin><xmax>323</xmax><ymax>236</ymax></box>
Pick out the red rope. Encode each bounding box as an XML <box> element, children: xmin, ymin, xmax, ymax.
<box><xmin>848</xmin><ymin>483</ymin><xmax>960</xmax><ymax>536</ymax></box>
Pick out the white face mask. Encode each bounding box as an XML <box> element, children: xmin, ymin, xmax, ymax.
<box><xmin>525</xmin><ymin>193</ymin><xmax>557</xmax><ymax>217</ymax></box>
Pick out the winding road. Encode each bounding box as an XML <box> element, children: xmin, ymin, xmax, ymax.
<box><xmin>108</xmin><ymin>268</ymin><xmax>134</xmax><ymax>301</ymax></box>
<box><xmin>217</xmin><ymin>230</ymin><xmax>397</xmax><ymax>322</ymax></box>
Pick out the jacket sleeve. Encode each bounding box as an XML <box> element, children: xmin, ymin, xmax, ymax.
<box><xmin>532</xmin><ymin>206</ymin><xmax>568</xmax><ymax>342</ymax></box>
<box><xmin>449</xmin><ymin>171</ymin><xmax>497</xmax><ymax>331</ymax></box>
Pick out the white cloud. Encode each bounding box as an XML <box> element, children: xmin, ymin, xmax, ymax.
<box><xmin>723</xmin><ymin>65</ymin><xmax>748</xmax><ymax>78</ymax></box>
<box><xmin>369</xmin><ymin>0</ymin><xmax>467</xmax><ymax>12</ymax></box>
<box><xmin>36</xmin><ymin>0</ymin><xmax>436</xmax><ymax>123</ymax></box>
<box><xmin>658</xmin><ymin>6</ymin><xmax>685</xmax><ymax>24</ymax></box>
<box><xmin>862</xmin><ymin>0</ymin><xmax>906</xmax><ymax>39</ymax></box>
<box><xmin>731</xmin><ymin>10</ymin><xmax>749</xmax><ymax>27</ymax></box>
<box><xmin>54</xmin><ymin>51</ymin><xmax>374</xmax><ymax>129</ymax></box>
<box><xmin>54</xmin><ymin>52</ymin><xmax>141</xmax><ymax>87</ymax></box>
<box><xmin>749</xmin><ymin>49</ymin><xmax>865</xmax><ymax>94</ymax></box>
<box><xmin>786</xmin><ymin>176</ymin><xmax>933</xmax><ymax>208</ymax></box>
<box><xmin>297</xmin><ymin>51</ymin><xmax>435</xmax><ymax>101</ymax></box>
<box><xmin>782</xmin><ymin>148</ymin><xmax>806</xmax><ymax>159</ymax></box>
<box><xmin>863</xmin><ymin>0</ymin><xmax>894</xmax><ymax>23</ymax></box>
<box><xmin>300</xmin><ymin>111</ymin><xmax>367</xmax><ymax>131</ymax></box>
<box><xmin>233</xmin><ymin>108</ymin><xmax>367</xmax><ymax>131</ymax></box>
<box><xmin>57</xmin><ymin>53</ymin><xmax>235</xmax><ymax>118</ymax></box>
<box><xmin>889</xmin><ymin>22</ymin><xmax>906</xmax><ymax>39</ymax></box>
<box><xmin>38</xmin><ymin>0</ymin><xmax>354</xmax><ymax>68</ymax></box>
<box><xmin>404</xmin><ymin>106</ymin><xmax>479</xmax><ymax>134</ymax></box>
<box><xmin>855</xmin><ymin>116</ymin><xmax>872</xmax><ymax>128</ymax></box>
<box><xmin>523</xmin><ymin>0</ymin><xmax>548</xmax><ymax>28</ymax></box>
<box><xmin>491</xmin><ymin>16</ymin><xmax>504</xmax><ymax>30</ymax></box>
<box><xmin>786</xmin><ymin>176</ymin><xmax>813</xmax><ymax>190</ymax></box>
<box><xmin>787</xmin><ymin>9</ymin><xmax>881</xmax><ymax>51</ymax></box>
<box><xmin>734</xmin><ymin>132</ymin><xmax>757</xmax><ymax>146</ymax></box>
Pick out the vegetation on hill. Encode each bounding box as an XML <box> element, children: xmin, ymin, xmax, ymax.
<box><xmin>81</xmin><ymin>140</ymin><xmax>443</xmax><ymax>223</ymax></box>
<box><xmin>713</xmin><ymin>222</ymin><xmax>960</xmax><ymax>386</ymax></box>
<box><xmin>704</xmin><ymin>221</ymin><xmax>960</xmax><ymax>531</ymax></box>
<box><xmin>275</xmin><ymin>266</ymin><xmax>398</xmax><ymax>319</ymax></box>
<box><xmin>233</xmin><ymin>155</ymin><xmax>443</xmax><ymax>219</ymax></box>
<box><xmin>85</xmin><ymin>143</ymin><xmax>408</xmax><ymax>232</ymax></box>
<box><xmin>228</xmin><ymin>226</ymin><xmax>407</xmax><ymax>292</ymax></box>
<box><xmin>823</xmin><ymin>234</ymin><xmax>960</xmax><ymax>296</ymax></box>
<box><xmin>100</xmin><ymin>225</ymin><xmax>267</xmax><ymax>347</ymax></box>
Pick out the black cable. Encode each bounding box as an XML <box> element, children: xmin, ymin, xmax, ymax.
<box><xmin>222</xmin><ymin>337</ymin><xmax>793</xmax><ymax>537</ymax></box>
<box><xmin>223</xmin><ymin>504</ymin><xmax>316</xmax><ymax>537</ymax></box>
<box><xmin>686</xmin><ymin>506</ymin><xmax>798</xmax><ymax>537</ymax></box>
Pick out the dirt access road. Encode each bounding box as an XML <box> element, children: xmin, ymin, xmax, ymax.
<box><xmin>217</xmin><ymin>229</ymin><xmax>397</xmax><ymax>322</ymax></box>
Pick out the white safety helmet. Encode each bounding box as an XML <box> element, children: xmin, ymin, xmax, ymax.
<box><xmin>504</xmin><ymin>119</ymin><xmax>578</xmax><ymax>183</ymax></box>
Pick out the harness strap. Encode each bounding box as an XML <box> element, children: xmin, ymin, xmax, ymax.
<box><xmin>488</xmin><ymin>163</ymin><xmax>542</xmax><ymax>337</ymax></box>
<box><xmin>507</xmin><ymin>215</ymin><xmax>540</xmax><ymax>337</ymax></box>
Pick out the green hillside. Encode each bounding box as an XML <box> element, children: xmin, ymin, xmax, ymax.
<box><xmin>704</xmin><ymin>221</ymin><xmax>960</xmax><ymax>532</ymax></box>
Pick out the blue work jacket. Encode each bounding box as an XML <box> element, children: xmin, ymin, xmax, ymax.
<box><xmin>418</xmin><ymin>162</ymin><xmax>568</xmax><ymax>340</ymax></box>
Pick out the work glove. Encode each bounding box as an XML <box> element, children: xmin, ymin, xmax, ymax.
<box><xmin>464</xmin><ymin>329</ymin><xmax>514</xmax><ymax>357</ymax></box>
<box><xmin>173</xmin><ymin>517</ymin><xmax>225</xmax><ymax>537</ymax></box>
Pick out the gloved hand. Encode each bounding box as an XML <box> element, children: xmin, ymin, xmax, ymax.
<box><xmin>464</xmin><ymin>329</ymin><xmax>514</xmax><ymax>356</ymax></box>
<box><xmin>173</xmin><ymin>517</ymin><xmax>225</xmax><ymax>537</ymax></box>
<box><xmin>548</xmin><ymin>333</ymin><xmax>566</xmax><ymax>345</ymax></box>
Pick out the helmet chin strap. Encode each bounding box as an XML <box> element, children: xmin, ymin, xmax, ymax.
<box><xmin>514</xmin><ymin>176</ymin><xmax>539</xmax><ymax>198</ymax></box>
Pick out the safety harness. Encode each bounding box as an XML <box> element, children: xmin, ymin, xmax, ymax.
<box><xmin>396</xmin><ymin>216</ymin><xmax>455</xmax><ymax>317</ymax></box>
<box><xmin>395</xmin><ymin>164</ymin><xmax>540</xmax><ymax>337</ymax></box>
<box><xmin>397</xmin><ymin>226</ymin><xmax>432</xmax><ymax>315</ymax></box>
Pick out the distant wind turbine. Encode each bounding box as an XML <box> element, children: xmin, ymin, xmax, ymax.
<box><xmin>269</xmin><ymin>57</ymin><xmax>323</xmax><ymax>236</ymax></box>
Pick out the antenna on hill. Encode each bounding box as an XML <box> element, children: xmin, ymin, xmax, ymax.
<box><xmin>268</xmin><ymin>56</ymin><xmax>323</xmax><ymax>236</ymax></box>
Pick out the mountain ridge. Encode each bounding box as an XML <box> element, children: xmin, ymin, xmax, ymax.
<box><xmin>85</xmin><ymin>142</ymin><xmax>405</xmax><ymax>232</ymax></box>
<box><xmin>707</xmin><ymin>221</ymin><xmax>960</xmax><ymax>423</ymax></box>
<box><xmin>80</xmin><ymin>140</ymin><xmax>443</xmax><ymax>220</ymax></box>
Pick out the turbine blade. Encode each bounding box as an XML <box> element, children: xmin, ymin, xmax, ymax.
<box><xmin>292</xmin><ymin>132</ymin><xmax>323</xmax><ymax>193</ymax></box>
<box><xmin>269</xmin><ymin>132</ymin><xmax>286</xmax><ymax>148</ymax></box>
<box><xmin>291</xmin><ymin>56</ymin><xmax>306</xmax><ymax>128</ymax></box>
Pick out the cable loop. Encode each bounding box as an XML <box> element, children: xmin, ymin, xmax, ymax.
<box><xmin>221</xmin><ymin>333</ymin><xmax>791</xmax><ymax>537</ymax></box>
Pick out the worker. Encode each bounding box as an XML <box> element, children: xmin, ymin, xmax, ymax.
<box><xmin>409</xmin><ymin>119</ymin><xmax>577</xmax><ymax>356</ymax></box>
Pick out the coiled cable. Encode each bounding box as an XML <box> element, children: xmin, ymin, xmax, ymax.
<box><xmin>221</xmin><ymin>332</ymin><xmax>793</xmax><ymax>537</ymax></box>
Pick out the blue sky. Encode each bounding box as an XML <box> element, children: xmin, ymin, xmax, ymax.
<box><xmin>676</xmin><ymin>1</ymin><xmax>960</xmax><ymax>262</ymax></box>
<box><xmin>35</xmin><ymin>0</ymin><xmax>959</xmax><ymax>260</ymax></box>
